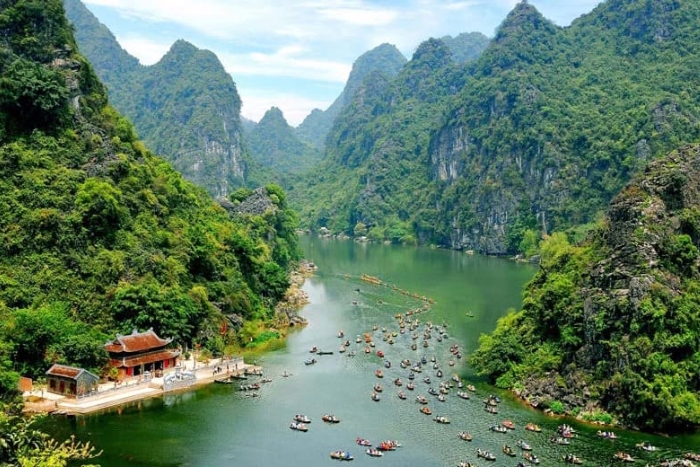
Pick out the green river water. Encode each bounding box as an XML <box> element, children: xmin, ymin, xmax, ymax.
<box><xmin>51</xmin><ymin>237</ymin><xmax>698</xmax><ymax>466</ymax></box>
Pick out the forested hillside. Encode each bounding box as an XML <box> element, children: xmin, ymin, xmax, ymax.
<box><xmin>0</xmin><ymin>0</ymin><xmax>298</xmax><ymax>400</ymax></box>
<box><xmin>247</xmin><ymin>107</ymin><xmax>320</xmax><ymax>179</ymax></box>
<box><xmin>295</xmin><ymin>43</ymin><xmax>408</xmax><ymax>150</ymax></box>
<box><xmin>293</xmin><ymin>0</ymin><xmax>700</xmax><ymax>254</ymax></box>
<box><xmin>472</xmin><ymin>143</ymin><xmax>700</xmax><ymax>431</ymax></box>
<box><xmin>64</xmin><ymin>0</ymin><xmax>258</xmax><ymax>197</ymax></box>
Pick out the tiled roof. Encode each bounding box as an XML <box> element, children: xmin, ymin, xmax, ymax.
<box><xmin>105</xmin><ymin>328</ymin><xmax>172</xmax><ymax>353</ymax></box>
<box><xmin>46</xmin><ymin>364</ymin><xmax>98</xmax><ymax>381</ymax></box>
<box><xmin>110</xmin><ymin>349</ymin><xmax>180</xmax><ymax>368</ymax></box>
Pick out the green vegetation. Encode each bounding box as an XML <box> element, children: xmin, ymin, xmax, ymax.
<box><xmin>63</xmin><ymin>0</ymin><xmax>260</xmax><ymax>198</ymax></box>
<box><xmin>292</xmin><ymin>0</ymin><xmax>700</xmax><ymax>255</ymax></box>
<box><xmin>0</xmin><ymin>0</ymin><xmax>298</xmax><ymax>399</ymax></box>
<box><xmin>246</xmin><ymin>107</ymin><xmax>321</xmax><ymax>179</ymax></box>
<box><xmin>471</xmin><ymin>145</ymin><xmax>700</xmax><ymax>431</ymax></box>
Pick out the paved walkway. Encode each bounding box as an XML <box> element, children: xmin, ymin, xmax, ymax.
<box><xmin>23</xmin><ymin>357</ymin><xmax>261</xmax><ymax>415</ymax></box>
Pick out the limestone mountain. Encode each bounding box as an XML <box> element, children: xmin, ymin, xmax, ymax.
<box><xmin>247</xmin><ymin>106</ymin><xmax>320</xmax><ymax>177</ymax></box>
<box><xmin>295</xmin><ymin>43</ymin><xmax>408</xmax><ymax>149</ymax></box>
<box><xmin>294</xmin><ymin>0</ymin><xmax>700</xmax><ymax>254</ymax></box>
<box><xmin>64</xmin><ymin>0</ymin><xmax>252</xmax><ymax>198</ymax></box>
<box><xmin>471</xmin><ymin>143</ymin><xmax>700</xmax><ymax>430</ymax></box>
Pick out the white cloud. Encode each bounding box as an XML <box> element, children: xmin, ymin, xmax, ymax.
<box><xmin>240</xmin><ymin>90</ymin><xmax>332</xmax><ymax>127</ymax></box>
<box><xmin>219</xmin><ymin>49</ymin><xmax>351</xmax><ymax>84</ymax></box>
<box><xmin>116</xmin><ymin>35</ymin><xmax>172</xmax><ymax>65</ymax></box>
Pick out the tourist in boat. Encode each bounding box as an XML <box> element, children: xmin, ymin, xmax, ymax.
<box><xmin>322</xmin><ymin>414</ymin><xmax>341</xmax><ymax>423</ymax></box>
<box><xmin>356</xmin><ymin>437</ymin><xmax>371</xmax><ymax>446</ymax></box>
<box><xmin>502</xmin><ymin>444</ymin><xmax>516</xmax><ymax>457</ymax></box>
<box><xmin>366</xmin><ymin>448</ymin><xmax>383</xmax><ymax>457</ymax></box>
<box><xmin>420</xmin><ymin>406</ymin><xmax>432</xmax><ymax>415</ymax></box>
<box><xmin>637</xmin><ymin>441</ymin><xmax>657</xmax><ymax>451</ymax></box>
<box><xmin>516</xmin><ymin>439</ymin><xmax>532</xmax><ymax>450</ymax></box>
<box><xmin>525</xmin><ymin>451</ymin><xmax>540</xmax><ymax>464</ymax></box>
<box><xmin>476</xmin><ymin>448</ymin><xmax>496</xmax><ymax>461</ymax></box>
<box><xmin>371</xmin><ymin>391</ymin><xmax>381</xmax><ymax>402</ymax></box>
<box><xmin>290</xmin><ymin>422</ymin><xmax>308</xmax><ymax>432</ymax></box>
<box><xmin>525</xmin><ymin>422</ymin><xmax>542</xmax><ymax>432</ymax></box>
<box><xmin>398</xmin><ymin>391</ymin><xmax>407</xmax><ymax>400</ymax></box>
<box><xmin>563</xmin><ymin>453</ymin><xmax>583</xmax><ymax>464</ymax></box>
<box><xmin>373</xmin><ymin>383</ymin><xmax>383</xmax><ymax>392</ymax></box>
<box><xmin>375</xmin><ymin>369</ymin><xmax>383</xmax><ymax>378</ymax></box>
<box><xmin>394</xmin><ymin>377</ymin><xmax>402</xmax><ymax>386</ymax></box>
<box><xmin>294</xmin><ymin>414</ymin><xmax>311</xmax><ymax>423</ymax></box>
<box><xmin>614</xmin><ymin>451</ymin><xmax>635</xmax><ymax>462</ymax></box>
<box><xmin>502</xmin><ymin>419</ymin><xmax>515</xmax><ymax>430</ymax></box>
<box><xmin>406</xmin><ymin>382</ymin><xmax>415</xmax><ymax>390</ymax></box>
<box><xmin>458</xmin><ymin>431</ymin><xmax>472</xmax><ymax>441</ymax></box>
<box><xmin>330</xmin><ymin>450</ymin><xmax>353</xmax><ymax>461</ymax></box>
<box><xmin>434</xmin><ymin>415</ymin><xmax>450</xmax><ymax>424</ymax></box>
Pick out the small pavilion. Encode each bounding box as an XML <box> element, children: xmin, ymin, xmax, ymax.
<box><xmin>45</xmin><ymin>364</ymin><xmax>99</xmax><ymax>397</ymax></box>
<box><xmin>105</xmin><ymin>328</ymin><xmax>180</xmax><ymax>380</ymax></box>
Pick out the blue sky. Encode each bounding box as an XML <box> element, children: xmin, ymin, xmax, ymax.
<box><xmin>80</xmin><ymin>0</ymin><xmax>602</xmax><ymax>126</ymax></box>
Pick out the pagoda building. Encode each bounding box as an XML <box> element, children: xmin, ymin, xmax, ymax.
<box><xmin>105</xmin><ymin>328</ymin><xmax>180</xmax><ymax>379</ymax></box>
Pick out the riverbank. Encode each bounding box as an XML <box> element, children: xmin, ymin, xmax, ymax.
<box><xmin>23</xmin><ymin>261</ymin><xmax>316</xmax><ymax>416</ymax></box>
<box><xmin>23</xmin><ymin>356</ymin><xmax>262</xmax><ymax>416</ymax></box>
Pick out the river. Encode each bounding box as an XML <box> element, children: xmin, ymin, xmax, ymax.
<box><xmin>51</xmin><ymin>237</ymin><xmax>699</xmax><ymax>466</ymax></box>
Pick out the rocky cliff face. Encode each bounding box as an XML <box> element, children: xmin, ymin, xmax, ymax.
<box><xmin>64</xmin><ymin>1</ymin><xmax>250</xmax><ymax>198</ymax></box>
<box><xmin>500</xmin><ymin>143</ymin><xmax>700</xmax><ymax>430</ymax></box>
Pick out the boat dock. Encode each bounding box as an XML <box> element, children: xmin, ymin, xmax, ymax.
<box><xmin>23</xmin><ymin>357</ymin><xmax>262</xmax><ymax>416</ymax></box>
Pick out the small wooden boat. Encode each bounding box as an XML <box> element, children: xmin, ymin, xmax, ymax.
<box><xmin>563</xmin><ymin>454</ymin><xmax>583</xmax><ymax>464</ymax></box>
<box><xmin>416</xmin><ymin>395</ymin><xmax>428</xmax><ymax>404</ymax></box>
<box><xmin>484</xmin><ymin>405</ymin><xmax>498</xmax><ymax>414</ymax></box>
<box><xmin>377</xmin><ymin>440</ymin><xmax>400</xmax><ymax>451</ymax></box>
<box><xmin>502</xmin><ymin>420</ymin><xmax>515</xmax><ymax>430</ymax></box>
<box><xmin>614</xmin><ymin>452</ymin><xmax>634</xmax><ymax>463</ymax></box>
<box><xmin>516</xmin><ymin>439</ymin><xmax>532</xmax><ymax>451</ymax></box>
<box><xmin>597</xmin><ymin>430</ymin><xmax>617</xmax><ymax>439</ymax></box>
<box><xmin>490</xmin><ymin>424</ymin><xmax>507</xmax><ymax>433</ymax></box>
<box><xmin>309</xmin><ymin>346</ymin><xmax>318</xmax><ymax>353</ymax></box>
<box><xmin>397</xmin><ymin>391</ymin><xmax>407</xmax><ymax>400</ymax></box>
<box><xmin>636</xmin><ymin>442</ymin><xmax>657</xmax><ymax>452</ymax></box>
<box><xmin>293</xmin><ymin>414</ymin><xmax>311</xmax><ymax>423</ymax></box>
<box><xmin>376</xmin><ymin>350</ymin><xmax>384</xmax><ymax>358</ymax></box>
<box><xmin>502</xmin><ymin>445</ymin><xmax>516</xmax><ymax>457</ymax></box>
<box><xmin>458</xmin><ymin>431</ymin><xmax>472</xmax><ymax>441</ymax></box>
<box><xmin>476</xmin><ymin>449</ymin><xmax>496</xmax><ymax>461</ymax></box>
<box><xmin>466</xmin><ymin>384</ymin><xmax>476</xmax><ymax>392</ymax></box>
<box><xmin>458</xmin><ymin>462</ymin><xmax>475</xmax><ymax>467</ymax></box>
<box><xmin>457</xmin><ymin>390</ymin><xmax>470</xmax><ymax>400</ymax></box>
<box><xmin>373</xmin><ymin>384</ymin><xmax>383</xmax><ymax>393</ymax></box>
<box><xmin>375</xmin><ymin>369</ymin><xmax>384</xmax><ymax>378</ymax></box>
<box><xmin>322</xmin><ymin>414</ymin><xmax>340</xmax><ymax>423</ymax></box>
<box><xmin>525</xmin><ymin>452</ymin><xmax>541</xmax><ymax>464</ymax></box>
<box><xmin>525</xmin><ymin>423</ymin><xmax>542</xmax><ymax>432</ymax></box>
<box><xmin>290</xmin><ymin>422</ymin><xmax>308</xmax><ymax>432</ymax></box>
<box><xmin>371</xmin><ymin>392</ymin><xmax>381</xmax><ymax>402</ymax></box>
<box><xmin>394</xmin><ymin>378</ymin><xmax>402</xmax><ymax>386</ymax></box>
<box><xmin>365</xmin><ymin>448</ymin><xmax>383</xmax><ymax>457</ymax></box>
<box><xmin>434</xmin><ymin>415</ymin><xmax>450</xmax><ymax>424</ymax></box>
<box><xmin>406</xmin><ymin>382</ymin><xmax>415</xmax><ymax>390</ymax></box>
<box><xmin>330</xmin><ymin>450</ymin><xmax>353</xmax><ymax>461</ymax></box>
<box><xmin>420</xmin><ymin>406</ymin><xmax>432</xmax><ymax>415</ymax></box>
<box><xmin>304</xmin><ymin>358</ymin><xmax>317</xmax><ymax>365</ymax></box>
<box><xmin>356</xmin><ymin>437</ymin><xmax>371</xmax><ymax>446</ymax></box>
<box><xmin>317</xmin><ymin>350</ymin><xmax>334</xmax><ymax>355</ymax></box>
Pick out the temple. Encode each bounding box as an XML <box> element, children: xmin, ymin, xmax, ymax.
<box><xmin>105</xmin><ymin>328</ymin><xmax>180</xmax><ymax>379</ymax></box>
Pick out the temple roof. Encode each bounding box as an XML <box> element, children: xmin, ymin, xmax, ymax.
<box><xmin>46</xmin><ymin>364</ymin><xmax>98</xmax><ymax>381</ymax></box>
<box><xmin>105</xmin><ymin>328</ymin><xmax>173</xmax><ymax>353</ymax></box>
<box><xmin>110</xmin><ymin>349</ymin><xmax>181</xmax><ymax>368</ymax></box>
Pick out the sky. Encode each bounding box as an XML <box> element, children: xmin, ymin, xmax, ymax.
<box><xmin>80</xmin><ymin>0</ymin><xmax>603</xmax><ymax>127</ymax></box>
